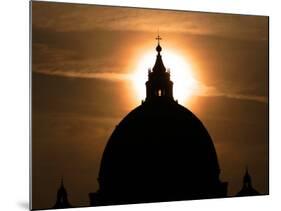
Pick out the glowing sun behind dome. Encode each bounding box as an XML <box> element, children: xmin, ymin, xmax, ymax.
<box><xmin>132</xmin><ymin>46</ymin><xmax>199</xmax><ymax>104</ymax></box>
<box><xmin>89</xmin><ymin>36</ymin><xmax>228</xmax><ymax>206</ymax></box>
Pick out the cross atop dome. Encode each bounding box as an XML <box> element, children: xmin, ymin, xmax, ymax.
<box><xmin>155</xmin><ymin>34</ymin><xmax>162</xmax><ymax>44</ymax></box>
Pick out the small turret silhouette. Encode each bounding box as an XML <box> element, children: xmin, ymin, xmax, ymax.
<box><xmin>53</xmin><ymin>178</ymin><xmax>72</xmax><ymax>209</ymax></box>
<box><xmin>236</xmin><ymin>167</ymin><xmax>260</xmax><ymax>196</ymax></box>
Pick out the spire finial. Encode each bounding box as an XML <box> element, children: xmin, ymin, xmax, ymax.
<box><xmin>155</xmin><ymin>32</ymin><xmax>162</xmax><ymax>45</ymax></box>
<box><xmin>155</xmin><ymin>32</ymin><xmax>162</xmax><ymax>54</ymax></box>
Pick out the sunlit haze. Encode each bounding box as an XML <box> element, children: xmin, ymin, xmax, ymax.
<box><xmin>132</xmin><ymin>49</ymin><xmax>199</xmax><ymax>104</ymax></box>
<box><xmin>32</xmin><ymin>2</ymin><xmax>268</xmax><ymax>209</ymax></box>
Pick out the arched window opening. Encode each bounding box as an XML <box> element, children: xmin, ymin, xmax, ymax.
<box><xmin>158</xmin><ymin>89</ymin><xmax>162</xmax><ymax>96</ymax></box>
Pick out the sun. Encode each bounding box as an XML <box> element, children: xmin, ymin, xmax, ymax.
<box><xmin>132</xmin><ymin>49</ymin><xmax>198</xmax><ymax>104</ymax></box>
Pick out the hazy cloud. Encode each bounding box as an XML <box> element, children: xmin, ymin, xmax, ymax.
<box><xmin>31</xmin><ymin>3</ymin><xmax>268</xmax><ymax>208</ymax></box>
<box><xmin>32</xmin><ymin>2</ymin><xmax>268</xmax><ymax>41</ymax></box>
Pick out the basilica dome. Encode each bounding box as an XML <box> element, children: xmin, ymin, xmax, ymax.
<box><xmin>89</xmin><ymin>37</ymin><xmax>227</xmax><ymax>206</ymax></box>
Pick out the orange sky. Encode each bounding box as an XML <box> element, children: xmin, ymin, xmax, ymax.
<box><xmin>32</xmin><ymin>1</ymin><xmax>268</xmax><ymax>209</ymax></box>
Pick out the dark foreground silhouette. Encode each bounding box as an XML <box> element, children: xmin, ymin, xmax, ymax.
<box><xmin>89</xmin><ymin>37</ymin><xmax>227</xmax><ymax>206</ymax></box>
<box><xmin>48</xmin><ymin>37</ymin><xmax>263</xmax><ymax>210</ymax></box>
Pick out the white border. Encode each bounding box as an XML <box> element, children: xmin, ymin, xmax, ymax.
<box><xmin>1</xmin><ymin>0</ymin><xmax>280</xmax><ymax>211</ymax></box>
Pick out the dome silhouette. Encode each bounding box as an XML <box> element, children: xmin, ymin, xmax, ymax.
<box><xmin>89</xmin><ymin>36</ymin><xmax>227</xmax><ymax>206</ymax></box>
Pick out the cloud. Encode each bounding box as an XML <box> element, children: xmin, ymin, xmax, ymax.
<box><xmin>32</xmin><ymin>43</ymin><xmax>133</xmax><ymax>81</ymax></box>
<box><xmin>32</xmin><ymin>1</ymin><xmax>268</xmax><ymax>41</ymax></box>
<box><xmin>32</xmin><ymin>42</ymin><xmax>268</xmax><ymax>104</ymax></box>
<box><xmin>31</xmin><ymin>2</ymin><xmax>268</xmax><ymax>105</ymax></box>
<box><xmin>31</xmin><ymin>3</ymin><xmax>269</xmax><ymax>207</ymax></box>
<box><xmin>34</xmin><ymin>66</ymin><xmax>267</xmax><ymax>104</ymax></box>
<box><xmin>197</xmin><ymin>83</ymin><xmax>268</xmax><ymax>103</ymax></box>
<box><xmin>208</xmin><ymin>92</ymin><xmax>268</xmax><ymax>104</ymax></box>
<box><xmin>217</xmin><ymin>93</ymin><xmax>268</xmax><ymax>103</ymax></box>
<box><xmin>32</xmin><ymin>42</ymin><xmax>132</xmax><ymax>81</ymax></box>
<box><xmin>34</xmin><ymin>68</ymin><xmax>132</xmax><ymax>81</ymax></box>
